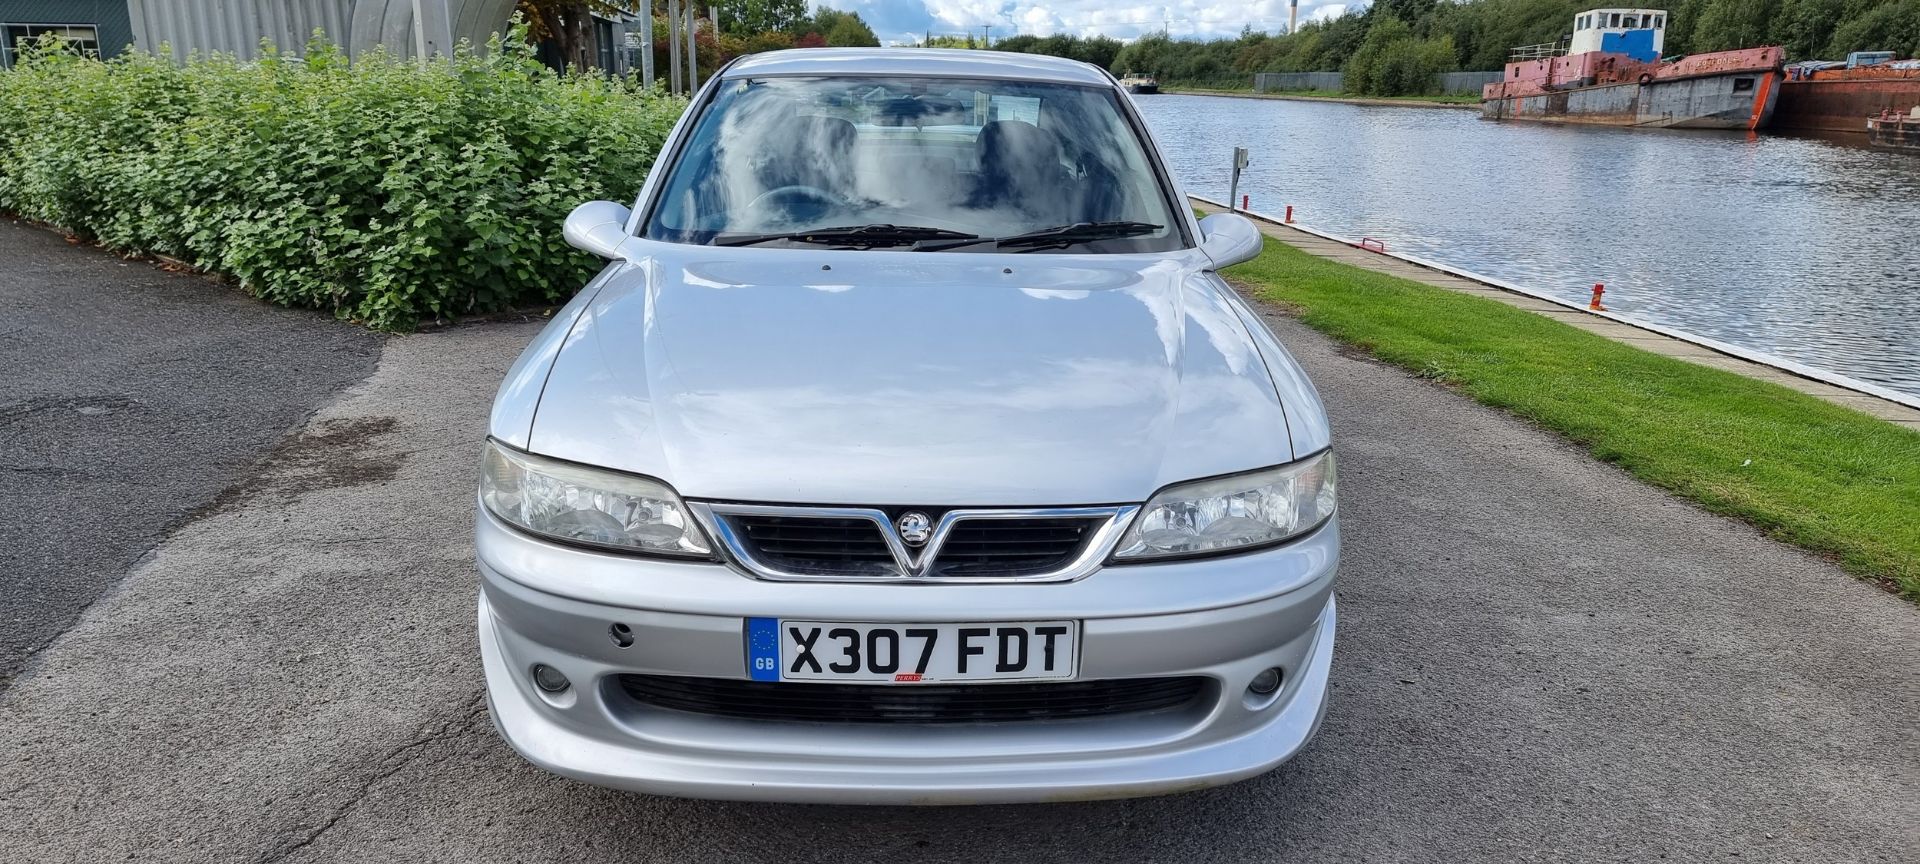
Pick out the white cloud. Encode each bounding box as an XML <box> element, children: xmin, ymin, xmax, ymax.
<box><xmin>883</xmin><ymin>0</ymin><xmax>1358</xmax><ymax>42</ymax></box>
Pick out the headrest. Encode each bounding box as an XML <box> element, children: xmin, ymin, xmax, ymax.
<box><xmin>791</xmin><ymin>115</ymin><xmax>857</xmax><ymax>152</ymax></box>
<box><xmin>976</xmin><ymin>120</ymin><xmax>1061</xmax><ymax>165</ymax></box>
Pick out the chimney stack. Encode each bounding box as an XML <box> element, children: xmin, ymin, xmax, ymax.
<box><xmin>1289</xmin><ymin>0</ymin><xmax>1298</xmax><ymax>34</ymax></box>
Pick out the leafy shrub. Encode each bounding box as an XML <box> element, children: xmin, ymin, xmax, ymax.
<box><xmin>0</xmin><ymin>30</ymin><xmax>683</xmax><ymax>330</ymax></box>
<box><xmin>1343</xmin><ymin>18</ymin><xmax>1460</xmax><ymax>97</ymax></box>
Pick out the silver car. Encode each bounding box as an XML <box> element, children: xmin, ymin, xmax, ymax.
<box><xmin>477</xmin><ymin>48</ymin><xmax>1338</xmax><ymax>804</ymax></box>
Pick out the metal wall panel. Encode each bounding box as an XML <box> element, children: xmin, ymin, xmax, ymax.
<box><xmin>0</xmin><ymin>0</ymin><xmax>138</xmax><ymax>60</ymax></box>
<box><xmin>127</xmin><ymin>0</ymin><xmax>353</xmax><ymax>59</ymax></box>
<box><xmin>119</xmin><ymin>0</ymin><xmax>514</xmax><ymax>63</ymax></box>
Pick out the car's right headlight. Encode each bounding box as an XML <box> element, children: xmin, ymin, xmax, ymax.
<box><xmin>1112</xmin><ymin>450</ymin><xmax>1336</xmax><ymax>561</ymax></box>
<box><xmin>479</xmin><ymin>440</ymin><xmax>712</xmax><ymax>558</ymax></box>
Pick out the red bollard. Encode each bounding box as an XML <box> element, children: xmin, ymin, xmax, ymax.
<box><xmin>1284</xmin><ymin>205</ymin><xmax>1294</xmax><ymax>224</ymax></box>
<box><xmin>1589</xmin><ymin>283</ymin><xmax>1606</xmax><ymax>311</ymax></box>
<box><xmin>1242</xmin><ymin>194</ymin><xmax>1250</xmax><ymax>210</ymax></box>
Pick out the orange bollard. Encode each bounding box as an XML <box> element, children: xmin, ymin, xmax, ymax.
<box><xmin>1589</xmin><ymin>283</ymin><xmax>1606</xmax><ymax>311</ymax></box>
<box><xmin>1284</xmin><ymin>205</ymin><xmax>1294</xmax><ymax>223</ymax></box>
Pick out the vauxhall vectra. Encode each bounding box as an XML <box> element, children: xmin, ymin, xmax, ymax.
<box><xmin>476</xmin><ymin>48</ymin><xmax>1339</xmax><ymax>803</ymax></box>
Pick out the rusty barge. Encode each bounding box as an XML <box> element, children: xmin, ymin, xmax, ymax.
<box><xmin>1482</xmin><ymin>8</ymin><xmax>1784</xmax><ymax>130</ymax></box>
<box><xmin>1775</xmin><ymin>55</ymin><xmax>1920</xmax><ymax>133</ymax></box>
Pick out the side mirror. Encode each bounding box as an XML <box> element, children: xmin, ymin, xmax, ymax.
<box><xmin>1196</xmin><ymin>212</ymin><xmax>1263</xmax><ymax>270</ymax></box>
<box><xmin>563</xmin><ymin>200</ymin><xmax>635</xmax><ymax>260</ymax></box>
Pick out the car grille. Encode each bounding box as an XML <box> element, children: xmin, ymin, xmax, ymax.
<box><xmin>930</xmin><ymin>517</ymin><xmax>1101</xmax><ymax>577</ymax></box>
<box><xmin>731</xmin><ymin>515</ymin><xmax>894</xmax><ymax>576</ymax></box>
<box><xmin>617</xmin><ymin>675</ymin><xmax>1208</xmax><ymax>724</ymax></box>
<box><xmin>725</xmin><ymin>513</ymin><xmax>1102</xmax><ymax>578</ymax></box>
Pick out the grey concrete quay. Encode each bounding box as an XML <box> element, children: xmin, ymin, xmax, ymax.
<box><xmin>1</xmin><ymin>222</ymin><xmax>1914</xmax><ymax>862</ymax></box>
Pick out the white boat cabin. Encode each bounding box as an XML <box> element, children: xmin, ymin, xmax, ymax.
<box><xmin>1569</xmin><ymin>8</ymin><xmax>1667</xmax><ymax>62</ymax></box>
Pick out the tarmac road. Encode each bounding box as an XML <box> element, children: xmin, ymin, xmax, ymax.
<box><xmin>1</xmin><ymin>228</ymin><xmax>1914</xmax><ymax>863</ymax></box>
<box><xmin>0</xmin><ymin>219</ymin><xmax>379</xmax><ymax>689</ymax></box>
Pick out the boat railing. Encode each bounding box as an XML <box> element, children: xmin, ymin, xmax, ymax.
<box><xmin>1509</xmin><ymin>41</ymin><xmax>1568</xmax><ymax>61</ymax></box>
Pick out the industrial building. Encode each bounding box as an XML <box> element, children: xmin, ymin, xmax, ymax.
<box><xmin>0</xmin><ymin>0</ymin><xmax>629</xmax><ymax>71</ymax></box>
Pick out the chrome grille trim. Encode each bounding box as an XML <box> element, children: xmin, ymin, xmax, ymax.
<box><xmin>685</xmin><ymin>502</ymin><xmax>1140</xmax><ymax>583</ymax></box>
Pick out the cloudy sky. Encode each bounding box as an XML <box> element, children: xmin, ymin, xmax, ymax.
<box><xmin>825</xmin><ymin>0</ymin><xmax>1360</xmax><ymax>46</ymax></box>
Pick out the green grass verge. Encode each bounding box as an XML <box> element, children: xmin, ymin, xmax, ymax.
<box><xmin>1225</xmin><ymin>238</ymin><xmax>1920</xmax><ymax>601</ymax></box>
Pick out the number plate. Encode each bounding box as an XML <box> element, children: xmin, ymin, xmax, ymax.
<box><xmin>746</xmin><ymin>618</ymin><xmax>1078</xmax><ymax>683</ymax></box>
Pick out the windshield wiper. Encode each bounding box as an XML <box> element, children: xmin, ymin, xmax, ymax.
<box><xmin>914</xmin><ymin>221</ymin><xmax>1163</xmax><ymax>252</ymax></box>
<box><xmin>712</xmin><ymin>224</ymin><xmax>979</xmax><ymax>248</ymax></box>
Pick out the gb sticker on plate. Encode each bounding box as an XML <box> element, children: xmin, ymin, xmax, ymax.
<box><xmin>746</xmin><ymin>617</ymin><xmax>781</xmax><ymax>682</ymax></box>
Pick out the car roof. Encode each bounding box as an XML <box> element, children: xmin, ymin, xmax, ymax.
<box><xmin>722</xmin><ymin>48</ymin><xmax>1115</xmax><ymax>87</ymax></box>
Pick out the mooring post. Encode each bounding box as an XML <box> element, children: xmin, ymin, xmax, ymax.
<box><xmin>1229</xmin><ymin>147</ymin><xmax>1250</xmax><ymax>213</ymax></box>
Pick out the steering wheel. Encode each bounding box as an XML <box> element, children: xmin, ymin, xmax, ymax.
<box><xmin>746</xmin><ymin>185</ymin><xmax>848</xmax><ymax>215</ymax></box>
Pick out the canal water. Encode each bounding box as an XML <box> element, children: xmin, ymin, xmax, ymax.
<box><xmin>1135</xmin><ymin>94</ymin><xmax>1920</xmax><ymax>400</ymax></box>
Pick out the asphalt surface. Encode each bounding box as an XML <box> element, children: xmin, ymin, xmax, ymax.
<box><xmin>1</xmin><ymin>236</ymin><xmax>1915</xmax><ymax>862</ymax></box>
<box><xmin>0</xmin><ymin>220</ymin><xmax>380</xmax><ymax>688</ymax></box>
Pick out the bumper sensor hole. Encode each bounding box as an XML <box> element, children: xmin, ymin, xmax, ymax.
<box><xmin>532</xmin><ymin>664</ymin><xmax>571</xmax><ymax>693</ymax></box>
<box><xmin>609</xmin><ymin>622</ymin><xmax>635</xmax><ymax>649</ymax></box>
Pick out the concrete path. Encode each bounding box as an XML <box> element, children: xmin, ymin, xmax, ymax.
<box><xmin>0</xmin><ymin>219</ymin><xmax>380</xmax><ymax>688</ymax></box>
<box><xmin>1</xmin><ymin>240</ymin><xmax>1914</xmax><ymax>862</ymax></box>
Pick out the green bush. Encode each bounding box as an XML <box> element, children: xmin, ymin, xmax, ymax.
<box><xmin>0</xmin><ymin>31</ymin><xmax>683</xmax><ymax>330</ymax></box>
<box><xmin>1344</xmin><ymin>18</ymin><xmax>1459</xmax><ymax>97</ymax></box>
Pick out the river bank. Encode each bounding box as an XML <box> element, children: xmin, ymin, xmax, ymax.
<box><xmin>1163</xmin><ymin>87</ymin><xmax>1481</xmax><ymax>109</ymax></box>
<box><xmin>1140</xmin><ymin>95</ymin><xmax>1920</xmax><ymax>400</ymax></box>
<box><xmin>1199</xmin><ymin>200</ymin><xmax>1920</xmax><ymax>601</ymax></box>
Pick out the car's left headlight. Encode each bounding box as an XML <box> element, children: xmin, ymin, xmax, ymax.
<box><xmin>1112</xmin><ymin>450</ymin><xmax>1336</xmax><ymax>561</ymax></box>
<box><xmin>479</xmin><ymin>440</ymin><xmax>712</xmax><ymax>558</ymax></box>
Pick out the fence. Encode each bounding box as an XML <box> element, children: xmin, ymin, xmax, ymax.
<box><xmin>1253</xmin><ymin>72</ymin><xmax>1345</xmax><ymax>92</ymax></box>
<box><xmin>1253</xmin><ymin>70</ymin><xmax>1503</xmax><ymax>95</ymax></box>
<box><xmin>1436</xmin><ymin>71</ymin><xmax>1503</xmax><ymax>93</ymax></box>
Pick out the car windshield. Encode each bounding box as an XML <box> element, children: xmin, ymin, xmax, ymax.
<box><xmin>642</xmin><ymin>75</ymin><xmax>1185</xmax><ymax>252</ymax></box>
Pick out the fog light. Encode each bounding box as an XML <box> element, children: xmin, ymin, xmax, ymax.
<box><xmin>531</xmin><ymin>663</ymin><xmax>571</xmax><ymax>693</ymax></box>
<box><xmin>1248</xmin><ymin>667</ymin><xmax>1283</xmax><ymax>695</ymax></box>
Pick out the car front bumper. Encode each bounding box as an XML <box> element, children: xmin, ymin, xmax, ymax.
<box><xmin>476</xmin><ymin>508</ymin><xmax>1339</xmax><ymax>805</ymax></box>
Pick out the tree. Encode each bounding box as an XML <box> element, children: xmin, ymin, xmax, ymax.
<box><xmin>712</xmin><ymin>0</ymin><xmax>808</xmax><ymax>37</ymax></box>
<box><xmin>1824</xmin><ymin>0</ymin><xmax>1920</xmax><ymax>57</ymax></box>
<box><xmin>809</xmin><ymin>9</ymin><xmax>878</xmax><ymax>47</ymax></box>
<box><xmin>516</xmin><ymin>0</ymin><xmax>635</xmax><ymax>70</ymax></box>
<box><xmin>1774</xmin><ymin>0</ymin><xmax>1846</xmax><ymax>58</ymax></box>
<box><xmin>1690</xmin><ymin>0</ymin><xmax>1783</xmax><ymax>52</ymax></box>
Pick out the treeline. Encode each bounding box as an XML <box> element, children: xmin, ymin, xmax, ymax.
<box><xmin>520</xmin><ymin>0</ymin><xmax>879</xmax><ymax>77</ymax></box>
<box><xmin>992</xmin><ymin>0</ymin><xmax>1920</xmax><ymax>96</ymax></box>
<box><xmin>631</xmin><ymin>0</ymin><xmax>878</xmax><ymax>75</ymax></box>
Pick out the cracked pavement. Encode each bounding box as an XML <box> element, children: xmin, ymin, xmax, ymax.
<box><xmin>2</xmin><ymin>228</ymin><xmax>1916</xmax><ymax>862</ymax></box>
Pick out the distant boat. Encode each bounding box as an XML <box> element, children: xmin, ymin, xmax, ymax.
<box><xmin>1481</xmin><ymin>7</ymin><xmax>1785</xmax><ymax>130</ymax></box>
<box><xmin>1120</xmin><ymin>72</ymin><xmax>1159</xmax><ymax>95</ymax></box>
